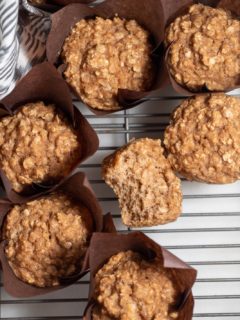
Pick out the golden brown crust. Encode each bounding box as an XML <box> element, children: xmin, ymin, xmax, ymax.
<box><xmin>165</xmin><ymin>4</ymin><xmax>240</xmax><ymax>91</ymax></box>
<box><xmin>92</xmin><ymin>251</ymin><xmax>179</xmax><ymax>320</ymax></box>
<box><xmin>3</xmin><ymin>193</ymin><xmax>92</xmax><ymax>287</ymax></box>
<box><xmin>164</xmin><ymin>94</ymin><xmax>240</xmax><ymax>184</ymax></box>
<box><xmin>62</xmin><ymin>17</ymin><xmax>155</xmax><ymax>110</ymax></box>
<box><xmin>0</xmin><ymin>101</ymin><xmax>81</xmax><ymax>192</ymax></box>
<box><xmin>102</xmin><ymin>138</ymin><xmax>182</xmax><ymax>227</ymax></box>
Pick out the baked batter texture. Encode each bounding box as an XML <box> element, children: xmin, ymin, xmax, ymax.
<box><xmin>92</xmin><ymin>251</ymin><xmax>179</xmax><ymax>320</ymax></box>
<box><xmin>0</xmin><ymin>101</ymin><xmax>81</xmax><ymax>192</ymax></box>
<box><xmin>102</xmin><ymin>138</ymin><xmax>182</xmax><ymax>227</ymax></box>
<box><xmin>3</xmin><ymin>193</ymin><xmax>92</xmax><ymax>287</ymax></box>
<box><xmin>165</xmin><ymin>4</ymin><xmax>240</xmax><ymax>91</ymax></box>
<box><xmin>62</xmin><ymin>17</ymin><xmax>155</xmax><ymax>110</ymax></box>
<box><xmin>164</xmin><ymin>94</ymin><xmax>240</xmax><ymax>184</ymax></box>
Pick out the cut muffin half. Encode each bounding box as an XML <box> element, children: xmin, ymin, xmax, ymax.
<box><xmin>102</xmin><ymin>138</ymin><xmax>182</xmax><ymax>227</ymax></box>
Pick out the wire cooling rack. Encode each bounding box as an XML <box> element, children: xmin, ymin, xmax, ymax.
<box><xmin>0</xmin><ymin>86</ymin><xmax>240</xmax><ymax>319</ymax></box>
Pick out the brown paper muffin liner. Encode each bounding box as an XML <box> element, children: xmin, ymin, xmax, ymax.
<box><xmin>165</xmin><ymin>0</ymin><xmax>240</xmax><ymax>96</ymax></box>
<box><xmin>52</xmin><ymin>0</ymin><xmax>97</xmax><ymax>5</ymax></box>
<box><xmin>83</xmin><ymin>232</ymin><xmax>197</xmax><ymax>320</ymax></box>
<box><xmin>28</xmin><ymin>0</ymin><xmax>96</xmax><ymax>12</ymax></box>
<box><xmin>0</xmin><ymin>62</ymin><xmax>99</xmax><ymax>203</ymax></box>
<box><xmin>0</xmin><ymin>172</ymin><xmax>116</xmax><ymax>297</ymax></box>
<box><xmin>46</xmin><ymin>0</ymin><xmax>193</xmax><ymax>114</ymax></box>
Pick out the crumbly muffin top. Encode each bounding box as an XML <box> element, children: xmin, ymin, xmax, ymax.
<box><xmin>218</xmin><ymin>0</ymin><xmax>240</xmax><ymax>16</ymax></box>
<box><xmin>0</xmin><ymin>101</ymin><xmax>81</xmax><ymax>193</ymax></box>
<box><xmin>164</xmin><ymin>94</ymin><xmax>240</xmax><ymax>184</ymax></box>
<box><xmin>102</xmin><ymin>138</ymin><xmax>182</xmax><ymax>227</ymax></box>
<box><xmin>92</xmin><ymin>251</ymin><xmax>179</xmax><ymax>320</ymax></box>
<box><xmin>3</xmin><ymin>193</ymin><xmax>92</xmax><ymax>287</ymax></box>
<box><xmin>62</xmin><ymin>17</ymin><xmax>155</xmax><ymax>111</ymax></box>
<box><xmin>165</xmin><ymin>4</ymin><xmax>240</xmax><ymax>92</ymax></box>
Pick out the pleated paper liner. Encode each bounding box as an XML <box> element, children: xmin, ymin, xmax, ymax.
<box><xmin>0</xmin><ymin>172</ymin><xmax>116</xmax><ymax>297</ymax></box>
<box><xmin>164</xmin><ymin>0</ymin><xmax>240</xmax><ymax>96</ymax></box>
<box><xmin>83</xmin><ymin>232</ymin><xmax>197</xmax><ymax>320</ymax></box>
<box><xmin>0</xmin><ymin>62</ymin><xmax>99</xmax><ymax>203</ymax></box>
<box><xmin>46</xmin><ymin>0</ymin><xmax>192</xmax><ymax>115</ymax></box>
<box><xmin>27</xmin><ymin>0</ymin><xmax>96</xmax><ymax>12</ymax></box>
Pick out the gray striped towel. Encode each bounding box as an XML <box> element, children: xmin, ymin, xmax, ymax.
<box><xmin>0</xmin><ymin>0</ymin><xmax>51</xmax><ymax>99</ymax></box>
<box><xmin>0</xmin><ymin>0</ymin><xmax>19</xmax><ymax>97</ymax></box>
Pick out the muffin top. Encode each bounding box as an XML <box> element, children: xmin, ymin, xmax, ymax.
<box><xmin>102</xmin><ymin>138</ymin><xmax>182</xmax><ymax>227</ymax></box>
<box><xmin>165</xmin><ymin>4</ymin><xmax>240</xmax><ymax>92</ymax></box>
<box><xmin>164</xmin><ymin>94</ymin><xmax>240</xmax><ymax>184</ymax></box>
<box><xmin>0</xmin><ymin>101</ymin><xmax>81</xmax><ymax>193</ymax></box>
<box><xmin>62</xmin><ymin>17</ymin><xmax>155</xmax><ymax>111</ymax></box>
<box><xmin>92</xmin><ymin>250</ymin><xmax>179</xmax><ymax>320</ymax></box>
<box><xmin>2</xmin><ymin>193</ymin><xmax>92</xmax><ymax>287</ymax></box>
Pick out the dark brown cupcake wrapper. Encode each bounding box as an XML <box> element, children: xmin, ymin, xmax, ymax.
<box><xmin>27</xmin><ymin>0</ymin><xmax>97</xmax><ymax>12</ymax></box>
<box><xmin>0</xmin><ymin>62</ymin><xmax>99</xmax><ymax>202</ymax></box>
<box><xmin>27</xmin><ymin>2</ymin><xmax>59</xmax><ymax>12</ymax></box>
<box><xmin>164</xmin><ymin>0</ymin><xmax>240</xmax><ymax>95</ymax></box>
<box><xmin>52</xmin><ymin>0</ymin><xmax>97</xmax><ymax>5</ymax></box>
<box><xmin>46</xmin><ymin>0</ymin><xmax>193</xmax><ymax>114</ymax></box>
<box><xmin>0</xmin><ymin>172</ymin><xmax>116</xmax><ymax>297</ymax></box>
<box><xmin>83</xmin><ymin>232</ymin><xmax>197</xmax><ymax>320</ymax></box>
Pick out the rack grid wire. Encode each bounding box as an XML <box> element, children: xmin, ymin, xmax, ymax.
<box><xmin>0</xmin><ymin>86</ymin><xmax>240</xmax><ymax>319</ymax></box>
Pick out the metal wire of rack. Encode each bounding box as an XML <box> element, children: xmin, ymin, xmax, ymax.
<box><xmin>0</xmin><ymin>86</ymin><xmax>240</xmax><ymax>319</ymax></box>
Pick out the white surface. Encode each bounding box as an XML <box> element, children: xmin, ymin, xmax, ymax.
<box><xmin>0</xmin><ymin>86</ymin><xmax>240</xmax><ymax>319</ymax></box>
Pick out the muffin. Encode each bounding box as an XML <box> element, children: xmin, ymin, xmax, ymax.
<box><xmin>164</xmin><ymin>94</ymin><xmax>240</xmax><ymax>184</ymax></box>
<box><xmin>218</xmin><ymin>0</ymin><xmax>240</xmax><ymax>16</ymax></box>
<box><xmin>0</xmin><ymin>101</ymin><xmax>81</xmax><ymax>193</ymax></box>
<box><xmin>61</xmin><ymin>17</ymin><xmax>155</xmax><ymax>111</ymax></box>
<box><xmin>92</xmin><ymin>250</ymin><xmax>179</xmax><ymax>320</ymax></box>
<box><xmin>165</xmin><ymin>4</ymin><xmax>240</xmax><ymax>92</ymax></box>
<box><xmin>2</xmin><ymin>192</ymin><xmax>93</xmax><ymax>287</ymax></box>
<box><xmin>102</xmin><ymin>138</ymin><xmax>182</xmax><ymax>227</ymax></box>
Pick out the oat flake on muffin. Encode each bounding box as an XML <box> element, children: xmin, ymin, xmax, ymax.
<box><xmin>0</xmin><ymin>101</ymin><xmax>81</xmax><ymax>193</ymax></box>
<box><xmin>3</xmin><ymin>193</ymin><xmax>92</xmax><ymax>287</ymax></box>
<box><xmin>164</xmin><ymin>94</ymin><xmax>240</xmax><ymax>184</ymax></box>
<box><xmin>62</xmin><ymin>17</ymin><xmax>155</xmax><ymax>111</ymax></box>
<box><xmin>92</xmin><ymin>250</ymin><xmax>179</xmax><ymax>320</ymax></box>
<box><xmin>165</xmin><ymin>4</ymin><xmax>240</xmax><ymax>92</ymax></box>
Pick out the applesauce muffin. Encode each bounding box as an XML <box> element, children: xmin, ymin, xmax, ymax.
<box><xmin>0</xmin><ymin>101</ymin><xmax>81</xmax><ymax>193</ymax></box>
<box><xmin>61</xmin><ymin>17</ymin><xmax>155</xmax><ymax>111</ymax></box>
<box><xmin>2</xmin><ymin>193</ymin><xmax>92</xmax><ymax>287</ymax></box>
<box><xmin>92</xmin><ymin>251</ymin><xmax>179</xmax><ymax>320</ymax></box>
<box><xmin>165</xmin><ymin>4</ymin><xmax>240</xmax><ymax>92</ymax></box>
<box><xmin>164</xmin><ymin>94</ymin><xmax>240</xmax><ymax>184</ymax></box>
<box><xmin>218</xmin><ymin>0</ymin><xmax>240</xmax><ymax>16</ymax></box>
<box><xmin>102</xmin><ymin>138</ymin><xmax>182</xmax><ymax>227</ymax></box>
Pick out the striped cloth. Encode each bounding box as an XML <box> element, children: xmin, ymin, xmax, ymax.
<box><xmin>0</xmin><ymin>0</ymin><xmax>51</xmax><ymax>99</ymax></box>
<box><xmin>0</xmin><ymin>0</ymin><xmax>19</xmax><ymax>97</ymax></box>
